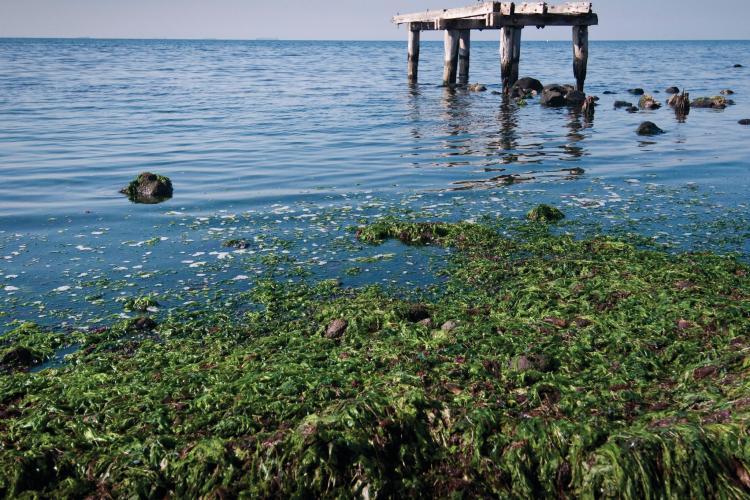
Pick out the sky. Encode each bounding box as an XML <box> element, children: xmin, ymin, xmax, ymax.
<box><xmin>1</xmin><ymin>0</ymin><xmax>749</xmax><ymax>41</ymax></box>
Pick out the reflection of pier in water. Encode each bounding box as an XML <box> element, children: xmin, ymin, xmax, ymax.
<box><xmin>406</xmin><ymin>86</ymin><xmax>594</xmax><ymax>191</ymax></box>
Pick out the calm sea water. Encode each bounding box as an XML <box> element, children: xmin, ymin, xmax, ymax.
<box><xmin>0</xmin><ymin>39</ymin><xmax>749</xmax><ymax>331</ymax></box>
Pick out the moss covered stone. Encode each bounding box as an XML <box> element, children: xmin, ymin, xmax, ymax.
<box><xmin>526</xmin><ymin>204</ymin><xmax>565</xmax><ymax>223</ymax></box>
<box><xmin>120</xmin><ymin>172</ymin><xmax>173</xmax><ymax>204</ymax></box>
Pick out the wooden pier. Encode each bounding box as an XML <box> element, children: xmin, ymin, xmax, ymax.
<box><xmin>393</xmin><ymin>2</ymin><xmax>598</xmax><ymax>92</ymax></box>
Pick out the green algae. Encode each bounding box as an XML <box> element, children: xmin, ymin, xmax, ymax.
<box><xmin>527</xmin><ymin>204</ymin><xmax>566</xmax><ymax>223</ymax></box>
<box><xmin>1</xmin><ymin>217</ymin><xmax>750</xmax><ymax>497</ymax></box>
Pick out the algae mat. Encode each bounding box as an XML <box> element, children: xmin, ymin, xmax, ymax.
<box><xmin>2</xmin><ymin>216</ymin><xmax>750</xmax><ymax>498</ymax></box>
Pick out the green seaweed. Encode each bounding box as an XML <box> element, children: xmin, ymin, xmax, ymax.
<box><xmin>1</xmin><ymin>218</ymin><xmax>749</xmax><ymax>497</ymax></box>
<box><xmin>526</xmin><ymin>204</ymin><xmax>565</xmax><ymax>223</ymax></box>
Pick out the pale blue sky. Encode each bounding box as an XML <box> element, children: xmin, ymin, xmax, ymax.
<box><xmin>1</xmin><ymin>0</ymin><xmax>749</xmax><ymax>41</ymax></box>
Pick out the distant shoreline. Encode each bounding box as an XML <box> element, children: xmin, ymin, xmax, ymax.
<box><xmin>1</xmin><ymin>37</ymin><xmax>749</xmax><ymax>43</ymax></box>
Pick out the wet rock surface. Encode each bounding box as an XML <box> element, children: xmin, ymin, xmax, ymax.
<box><xmin>637</xmin><ymin>121</ymin><xmax>664</xmax><ymax>136</ymax></box>
<box><xmin>324</xmin><ymin>318</ymin><xmax>348</xmax><ymax>339</ymax></box>
<box><xmin>120</xmin><ymin>172</ymin><xmax>173</xmax><ymax>204</ymax></box>
<box><xmin>639</xmin><ymin>95</ymin><xmax>662</xmax><ymax>110</ymax></box>
<box><xmin>628</xmin><ymin>88</ymin><xmax>645</xmax><ymax>95</ymax></box>
<box><xmin>527</xmin><ymin>204</ymin><xmax>565</xmax><ymax>223</ymax></box>
<box><xmin>614</xmin><ymin>100</ymin><xmax>633</xmax><ymax>109</ymax></box>
<box><xmin>739</xmin><ymin>119</ymin><xmax>750</xmax><ymax>125</ymax></box>
<box><xmin>467</xmin><ymin>83</ymin><xmax>487</xmax><ymax>92</ymax></box>
<box><xmin>666</xmin><ymin>86</ymin><xmax>680</xmax><ymax>94</ymax></box>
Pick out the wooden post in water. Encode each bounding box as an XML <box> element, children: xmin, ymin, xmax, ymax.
<box><xmin>458</xmin><ymin>30</ymin><xmax>470</xmax><ymax>85</ymax></box>
<box><xmin>407</xmin><ymin>25</ymin><xmax>420</xmax><ymax>83</ymax></box>
<box><xmin>501</xmin><ymin>27</ymin><xmax>522</xmax><ymax>93</ymax></box>
<box><xmin>443</xmin><ymin>29</ymin><xmax>460</xmax><ymax>86</ymax></box>
<box><xmin>572</xmin><ymin>25</ymin><xmax>589</xmax><ymax>92</ymax></box>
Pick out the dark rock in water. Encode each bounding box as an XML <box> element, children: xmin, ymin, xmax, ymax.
<box><xmin>626</xmin><ymin>106</ymin><xmax>639</xmax><ymax>113</ymax></box>
<box><xmin>636</xmin><ymin>121</ymin><xmax>664</xmax><ymax>136</ymax></box>
<box><xmin>132</xmin><ymin>317</ymin><xmax>157</xmax><ymax>331</ymax></box>
<box><xmin>720</xmin><ymin>89</ymin><xmax>734</xmax><ymax>95</ymax></box>
<box><xmin>639</xmin><ymin>95</ymin><xmax>661</xmax><ymax>110</ymax></box>
<box><xmin>565</xmin><ymin>90</ymin><xmax>586</xmax><ymax>107</ymax></box>
<box><xmin>491</xmin><ymin>90</ymin><xmax>503</xmax><ymax>96</ymax></box>
<box><xmin>541</xmin><ymin>89</ymin><xmax>566</xmax><ymax>107</ymax></box>
<box><xmin>602</xmin><ymin>90</ymin><xmax>616</xmax><ymax>95</ymax></box>
<box><xmin>628</xmin><ymin>88</ymin><xmax>645</xmax><ymax>95</ymax></box>
<box><xmin>324</xmin><ymin>318</ymin><xmax>348</xmax><ymax>339</ymax></box>
<box><xmin>691</xmin><ymin>96</ymin><xmax>728</xmax><ymax>109</ymax></box>
<box><xmin>543</xmin><ymin>83</ymin><xmax>567</xmax><ymax>94</ymax></box>
<box><xmin>527</xmin><ymin>204</ymin><xmax>565</xmax><ymax>223</ymax></box>
<box><xmin>513</xmin><ymin>77</ymin><xmax>543</xmax><ymax>93</ymax></box>
<box><xmin>222</xmin><ymin>239</ymin><xmax>251</xmax><ymax>250</ymax></box>
<box><xmin>567</xmin><ymin>167</ymin><xmax>585</xmax><ymax>175</ymax></box>
<box><xmin>509</xmin><ymin>354</ymin><xmax>552</xmax><ymax>373</ymax></box>
<box><xmin>734</xmin><ymin>64</ymin><xmax>744</xmax><ymax>68</ymax></box>
<box><xmin>665</xmin><ymin>86</ymin><xmax>680</xmax><ymax>94</ymax></box>
<box><xmin>614</xmin><ymin>100</ymin><xmax>633</xmax><ymax>109</ymax></box>
<box><xmin>467</xmin><ymin>83</ymin><xmax>487</xmax><ymax>92</ymax></box>
<box><xmin>739</xmin><ymin>119</ymin><xmax>750</xmax><ymax>125</ymax></box>
<box><xmin>121</xmin><ymin>172</ymin><xmax>173</xmax><ymax>204</ymax></box>
<box><xmin>1</xmin><ymin>346</ymin><xmax>39</xmax><ymax>369</ymax></box>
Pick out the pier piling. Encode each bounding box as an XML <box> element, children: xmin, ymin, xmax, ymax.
<box><xmin>408</xmin><ymin>25</ymin><xmax>420</xmax><ymax>82</ymax></box>
<box><xmin>443</xmin><ymin>29</ymin><xmax>460</xmax><ymax>86</ymax></box>
<box><xmin>572</xmin><ymin>25</ymin><xmax>589</xmax><ymax>92</ymax></box>
<box><xmin>458</xmin><ymin>30</ymin><xmax>471</xmax><ymax>85</ymax></box>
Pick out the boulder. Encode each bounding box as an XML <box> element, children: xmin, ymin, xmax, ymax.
<box><xmin>508</xmin><ymin>354</ymin><xmax>551</xmax><ymax>373</ymax></box>
<box><xmin>636</xmin><ymin>121</ymin><xmax>664</xmax><ymax>136</ymax></box>
<box><xmin>324</xmin><ymin>318</ymin><xmax>348</xmax><ymax>339</ymax></box>
<box><xmin>527</xmin><ymin>204</ymin><xmax>565</xmax><ymax>223</ymax></box>
<box><xmin>614</xmin><ymin>100</ymin><xmax>633</xmax><ymax>109</ymax></box>
<box><xmin>513</xmin><ymin>77</ymin><xmax>543</xmax><ymax>93</ymax></box>
<box><xmin>441</xmin><ymin>320</ymin><xmax>459</xmax><ymax>332</ymax></box>
<box><xmin>665</xmin><ymin>86</ymin><xmax>680</xmax><ymax>94</ymax></box>
<box><xmin>120</xmin><ymin>172</ymin><xmax>173</xmax><ymax>203</ymax></box>
<box><xmin>639</xmin><ymin>95</ymin><xmax>661</xmax><ymax>110</ymax></box>
<box><xmin>1</xmin><ymin>346</ymin><xmax>39</xmax><ymax>369</ymax></box>
<box><xmin>540</xmin><ymin>89</ymin><xmax>566</xmax><ymax>107</ymax></box>
<box><xmin>628</xmin><ymin>88</ymin><xmax>645</xmax><ymax>95</ymax></box>
<box><xmin>467</xmin><ymin>83</ymin><xmax>487</xmax><ymax>92</ymax></box>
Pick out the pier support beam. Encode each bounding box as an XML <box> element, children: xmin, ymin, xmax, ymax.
<box><xmin>572</xmin><ymin>25</ymin><xmax>589</xmax><ymax>92</ymax></box>
<box><xmin>501</xmin><ymin>27</ymin><xmax>522</xmax><ymax>93</ymax></box>
<box><xmin>407</xmin><ymin>25</ymin><xmax>420</xmax><ymax>83</ymax></box>
<box><xmin>443</xmin><ymin>29</ymin><xmax>460</xmax><ymax>86</ymax></box>
<box><xmin>458</xmin><ymin>30</ymin><xmax>470</xmax><ymax>85</ymax></box>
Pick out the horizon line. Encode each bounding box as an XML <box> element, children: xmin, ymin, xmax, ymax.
<box><xmin>1</xmin><ymin>36</ymin><xmax>750</xmax><ymax>43</ymax></box>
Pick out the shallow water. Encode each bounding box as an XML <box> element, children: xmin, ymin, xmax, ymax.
<box><xmin>0</xmin><ymin>39</ymin><xmax>749</xmax><ymax>331</ymax></box>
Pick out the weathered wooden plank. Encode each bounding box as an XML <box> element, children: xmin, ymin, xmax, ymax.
<box><xmin>458</xmin><ymin>30</ymin><xmax>471</xmax><ymax>85</ymax></box>
<box><xmin>490</xmin><ymin>12</ymin><xmax>598</xmax><ymax>27</ymax></box>
<box><xmin>443</xmin><ymin>30</ymin><xmax>460</xmax><ymax>85</ymax></box>
<box><xmin>501</xmin><ymin>26</ymin><xmax>522</xmax><ymax>92</ymax></box>
<box><xmin>393</xmin><ymin>1</ymin><xmax>497</xmax><ymax>24</ymax></box>
<box><xmin>407</xmin><ymin>27</ymin><xmax>420</xmax><ymax>83</ymax></box>
<box><xmin>547</xmin><ymin>2</ymin><xmax>592</xmax><ymax>14</ymax></box>
<box><xmin>515</xmin><ymin>2</ymin><xmax>547</xmax><ymax>14</ymax></box>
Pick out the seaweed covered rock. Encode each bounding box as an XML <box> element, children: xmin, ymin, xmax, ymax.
<box><xmin>691</xmin><ymin>96</ymin><xmax>728</xmax><ymax>109</ymax></box>
<box><xmin>527</xmin><ymin>204</ymin><xmax>565</xmax><ymax>223</ymax></box>
<box><xmin>636</xmin><ymin>121</ymin><xmax>664</xmax><ymax>136</ymax></box>
<box><xmin>130</xmin><ymin>316</ymin><xmax>157</xmax><ymax>331</ymax></box>
<box><xmin>467</xmin><ymin>83</ymin><xmax>487</xmax><ymax>92</ymax></box>
<box><xmin>222</xmin><ymin>239</ymin><xmax>252</xmax><ymax>250</ymax></box>
<box><xmin>508</xmin><ymin>354</ymin><xmax>552</xmax><ymax>373</ymax></box>
<box><xmin>582</xmin><ymin>96</ymin><xmax>596</xmax><ymax>119</ymax></box>
<box><xmin>720</xmin><ymin>89</ymin><xmax>734</xmax><ymax>95</ymax></box>
<box><xmin>540</xmin><ymin>84</ymin><xmax>586</xmax><ymax>108</ymax></box>
<box><xmin>1</xmin><ymin>346</ymin><xmax>39</xmax><ymax>369</ymax></box>
<box><xmin>639</xmin><ymin>95</ymin><xmax>662</xmax><ymax>110</ymax></box>
<box><xmin>665</xmin><ymin>86</ymin><xmax>680</xmax><ymax>94</ymax></box>
<box><xmin>120</xmin><ymin>172</ymin><xmax>173</xmax><ymax>204</ymax></box>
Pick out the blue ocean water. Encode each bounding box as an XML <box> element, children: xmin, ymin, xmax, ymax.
<box><xmin>0</xmin><ymin>39</ymin><xmax>748</xmax><ymax>330</ymax></box>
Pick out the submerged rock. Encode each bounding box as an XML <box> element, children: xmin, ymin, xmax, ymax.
<box><xmin>691</xmin><ymin>96</ymin><xmax>728</xmax><ymax>109</ymax></box>
<box><xmin>324</xmin><ymin>318</ymin><xmax>348</xmax><ymax>339</ymax></box>
<box><xmin>120</xmin><ymin>172</ymin><xmax>173</xmax><ymax>204</ymax></box>
<box><xmin>739</xmin><ymin>119</ymin><xmax>750</xmax><ymax>125</ymax></box>
<box><xmin>131</xmin><ymin>317</ymin><xmax>157</xmax><ymax>331</ymax></box>
<box><xmin>720</xmin><ymin>89</ymin><xmax>734</xmax><ymax>95</ymax></box>
<box><xmin>565</xmin><ymin>90</ymin><xmax>586</xmax><ymax>107</ymax></box>
<box><xmin>582</xmin><ymin>96</ymin><xmax>596</xmax><ymax>119</ymax></box>
<box><xmin>628</xmin><ymin>88</ymin><xmax>645</xmax><ymax>95</ymax></box>
<box><xmin>1</xmin><ymin>346</ymin><xmax>39</xmax><ymax>369</ymax></box>
<box><xmin>665</xmin><ymin>86</ymin><xmax>680</xmax><ymax>94</ymax></box>
<box><xmin>540</xmin><ymin>84</ymin><xmax>587</xmax><ymax>108</ymax></box>
<box><xmin>626</xmin><ymin>106</ymin><xmax>639</xmax><ymax>113</ymax></box>
<box><xmin>467</xmin><ymin>83</ymin><xmax>487</xmax><ymax>92</ymax></box>
<box><xmin>734</xmin><ymin>64</ymin><xmax>744</xmax><ymax>68</ymax></box>
<box><xmin>527</xmin><ymin>204</ymin><xmax>565</xmax><ymax>223</ymax></box>
<box><xmin>636</xmin><ymin>121</ymin><xmax>664</xmax><ymax>136</ymax></box>
<box><xmin>639</xmin><ymin>95</ymin><xmax>662</xmax><ymax>110</ymax></box>
<box><xmin>222</xmin><ymin>239</ymin><xmax>252</xmax><ymax>249</ymax></box>
<box><xmin>614</xmin><ymin>100</ymin><xmax>633</xmax><ymax>109</ymax></box>
<box><xmin>602</xmin><ymin>90</ymin><xmax>616</xmax><ymax>95</ymax></box>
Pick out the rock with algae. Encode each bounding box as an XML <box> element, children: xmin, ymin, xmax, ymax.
<box><xmin>120</xmin><ymin>172</ymin><xmax>173</xmax><ymax>204</ymax></box>
<box><xmin>526</xmin><ymin>204</ymin><xmax>565</xmax><ymax>223</ymax></box>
